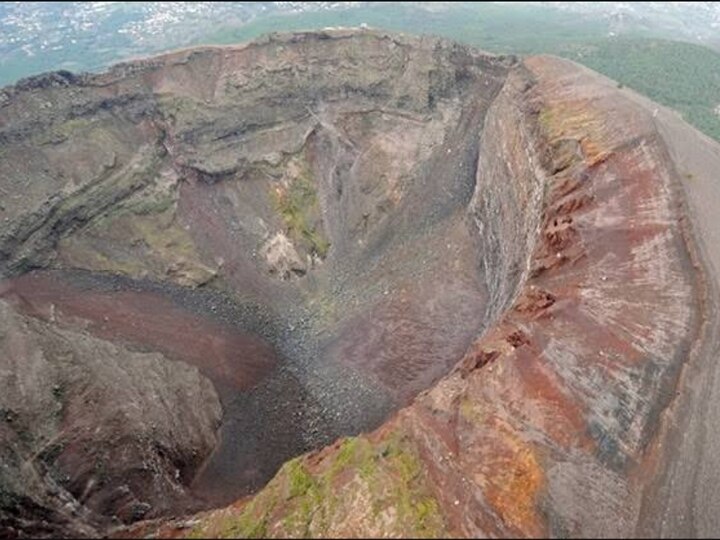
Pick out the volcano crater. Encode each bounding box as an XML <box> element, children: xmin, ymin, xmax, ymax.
<box><xmin>0</xmin><ymin>29</ymin><xmax>532</xmax><ymax>529</ymax></box>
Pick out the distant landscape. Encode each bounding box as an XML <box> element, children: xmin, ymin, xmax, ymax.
<box><xmin>2</xmin><ymin>2</ymin><xmax>720</xmax><ymax>140</ymax></box>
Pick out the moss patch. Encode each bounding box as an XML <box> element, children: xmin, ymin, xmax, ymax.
<box><xmin>271</xmin><ymin>160</ymin><xmax>330</xmax><ymax>259</ymax></box>
<box><xmin>196</xmin><ymin>433</ymin><xmax>447</xmax><ymax>538</ymax></box>
<box><xmin>287</xmin><ymin>459</ymin><xmax>316</xmax><ymax>499</ymax></box>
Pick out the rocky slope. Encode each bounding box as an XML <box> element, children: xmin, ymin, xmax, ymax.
<box><xmin>0</xmin><ymin>29</ymin><xmax>715</xmax><ymax>538</ymax></box>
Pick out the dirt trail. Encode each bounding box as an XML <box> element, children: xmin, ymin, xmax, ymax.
<box><xmin>632</xmin><ymin>92</ymin><xmax>720</xmax><ymax>538</ymax></box>
<box><xmin>562</xmin><ymin>58</ymin><xmax>720</xmax><ymax>538</ymax></box>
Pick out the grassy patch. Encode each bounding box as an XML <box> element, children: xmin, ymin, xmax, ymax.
<box><xmin>287</xmin><ymin>459</ymin><xmax>315</xmax><ymax>499</ymax></box>
<box><xmin>219</xmin><ymin>508</ymin><xmax>268</xmax><ymax>539</ymax></box>
<box><xmin>272</xmin><ymin>162</ymin><xmax>330</xmax><ymax>258</ymax></box>
<box><xmin>383</xmin><ymin>437</ymin><xmax>442</xmax><ymax>537</ymax></box>
<box><xmin>206</xmin><ymin>482</ymin><xmax>280</xmax><ymax>539</ymax></box>
<box><xmin>194</xmin><ymin>433</ymin><xmax>446</xmax><ymax>538</ymax></box>
<box><xmin>459</xmin><ymin>396</ymin><xmax>484</xmax><ymax>424</ymax></box>
<box><xmin>282</xmin><ymin>458</ymin><xmax>324</xmax><ymax>537</ymax></box>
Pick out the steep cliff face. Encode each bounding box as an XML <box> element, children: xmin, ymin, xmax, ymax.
<box><xmin>471</xmin><ymin>67</ymin><xmax>544</xmax><ymax>324</ymax></box>
<box><xmin>0</xmin><ymin>30</ymin><xmax>712</xmax><ymax>538</ymax></box>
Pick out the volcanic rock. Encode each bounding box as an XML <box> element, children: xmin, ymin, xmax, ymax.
<box><xmin>0</xmin><ymin>29</ymin><xmax>718</xmax><ymax>538</ymax></box>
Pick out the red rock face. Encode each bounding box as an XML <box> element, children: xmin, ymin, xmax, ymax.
<box><xmin>424</xmin><ymin>55</ymin><xmax>700</xmax><ymax>536</ymax></box>
<box><xmin>401</xmin><ymin>55</ymin><xmax>701</xmax><ymax>537</ymax></box>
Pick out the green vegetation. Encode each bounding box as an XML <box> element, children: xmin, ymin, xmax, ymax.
<box><xmin>272</xmin><ymin>163</ymin><xmax>330</xmax><ymax>258</ymax></box>
<box><xmin>282</xmin><ymin>458</ymin><xmax>324</xmax><ymax>536</ymax></box>
<box><xmin>459</xmin><ymin>396</ymin><xmax>486</xmax><ymax>424</ymax></box>
<box><xmin>218</xmin><ymin>500</ymin><xmax>270</xmax><ymax>539</ymax></box>
<box><xmin>386</xmin><ymin>442</ymin><xmax>434</xmax><ymax>535</ymax></box>
<box><xmin>6</xmin><ymin>4</ymin><xmax>720</xmax><ymax>143</ymax></box>
<box><xmin>202</xmin><ymin>434</ymin><xmax>446</xmax><ymax>538</ymax></box>
<box><xmin>287</xmin><ymin>459</ymin><xmax>315</xmax><ymax>499</ymax></box>
<box><xmin>538</xmin><ymin>109</ymin><xmax>555</xmax><ymax>131</ymax></box>
<box><xmin>59</xmin><ymin>189</ymin><xmax>216</xmax><ymax>286</ymax></box>
<box><xmin>34</xmin><ymin>117</ymin><xmax>96</xmax><ymax>145</ymax></box>
<box><xmin>128</xmin><ymin>192</ymin><xmax>176</xmax><ymax>216</ymax></box>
